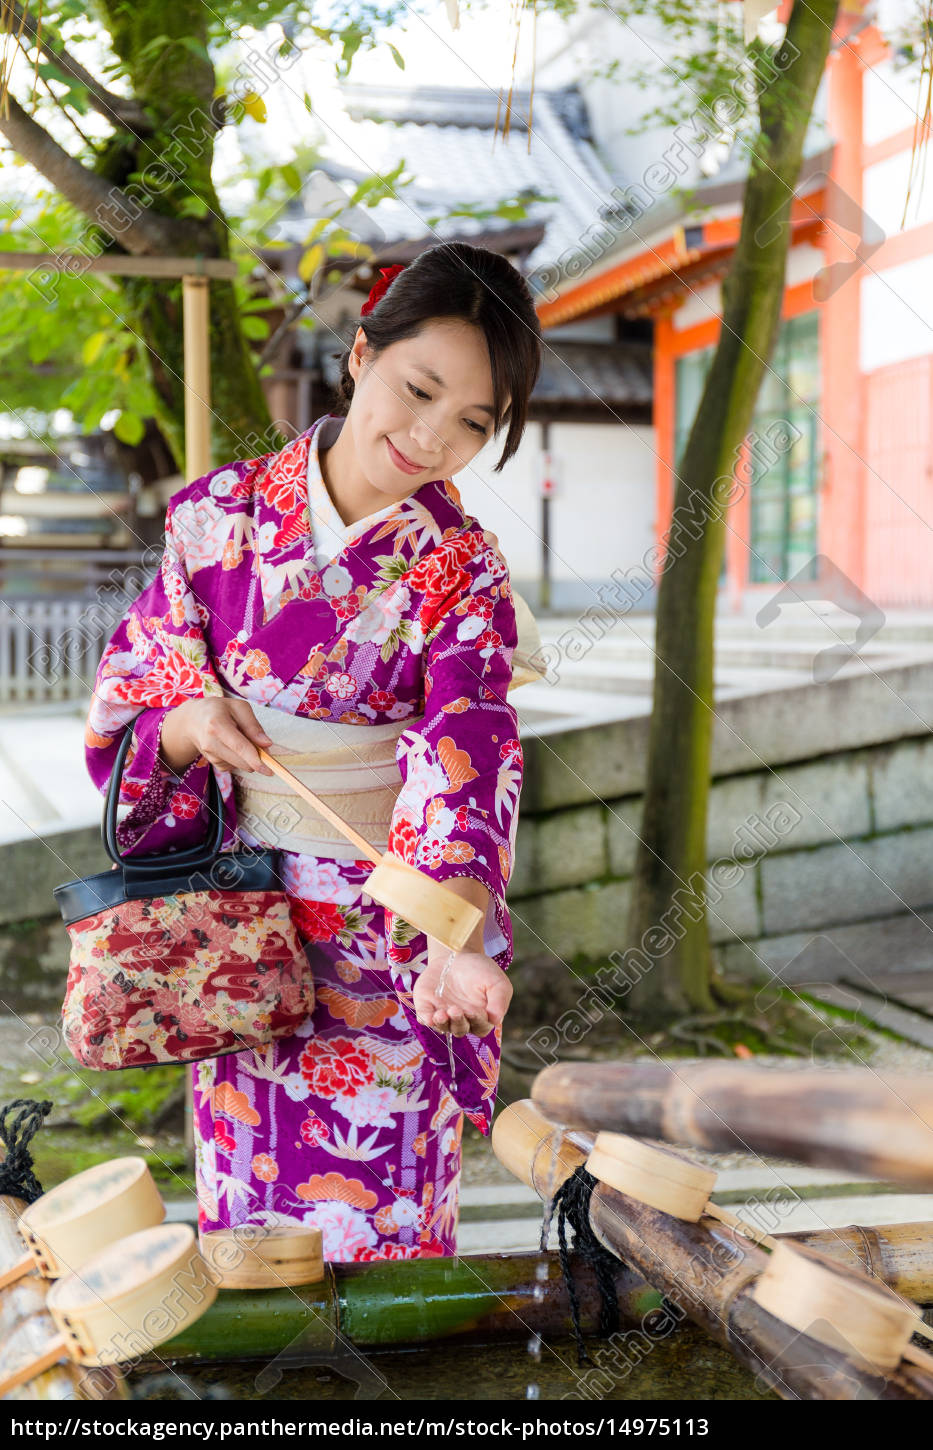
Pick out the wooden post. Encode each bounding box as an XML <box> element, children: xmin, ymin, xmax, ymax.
<box><xmin>182</xmin><ymin>273</ymin><xmax>211</xmax><ymax>484</ymax></box>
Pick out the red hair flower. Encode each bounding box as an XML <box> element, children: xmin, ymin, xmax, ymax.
<box><xmin>360</xmin><ymin>264</ymin><xmax>406</xmax><ymax>318</ymax></box>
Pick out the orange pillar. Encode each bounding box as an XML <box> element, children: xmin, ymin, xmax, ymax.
<box><xmin>653</xmin><ymin>311</ymin><xmax>677</xmax><ymax>552</ymax></box>
<box><xmin>818</xmin><ymin>33</ymin><xmax>867</xmax><ymax>590</ymax></box>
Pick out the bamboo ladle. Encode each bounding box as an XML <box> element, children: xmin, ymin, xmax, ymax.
<box><xmin>198</xmin><ymin>1222</ymin><xmax>324</xmax><ymax>1289</ymax></box>
<box><xmin>0</xmin><ymin>1156</ymin><xmax>164</xmax><ymax>1292</ymax></box>
<box><xmin>255</xmin><ymin>746</ymin><xmax>484</xmax><ymax>953</ymax></box>
<box><xmin>585</xmin><ymin>1130</ymin><xmax>933</xmax><ymax>1375</ymax></box>
<box><xmin>0</xmin><ymin>1223</ymin><xmax>215</xmax><ymax>1398</ymax></box>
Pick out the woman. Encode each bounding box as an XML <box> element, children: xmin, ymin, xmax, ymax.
<box><xmin>85</xmin><ymin>241</ymin><xmax>543</xmax><ymax>1261</ymax></box>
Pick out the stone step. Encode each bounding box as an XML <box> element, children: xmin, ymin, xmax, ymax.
<box><xmin>162</xmin><ymin>1162</ymin><xmax>926</xmax><ymax>1246</ymax></box>
<box><xmin>541</xmin><ymin>634</ymin><xmax>904</xmax><ymax>672</ymax></box>
<box><xmin>802</xmin><ymin>982</ymin><xmax>933</xmax><ymax>1051</ymax></box>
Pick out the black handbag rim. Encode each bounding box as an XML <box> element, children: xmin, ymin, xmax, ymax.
<box><xmin>102</xmin><ymin>717</ymin><xmax>226</xmax><ymax>874</ymax></box>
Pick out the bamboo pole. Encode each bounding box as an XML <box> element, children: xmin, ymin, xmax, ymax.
<box><xmin>494</xmin><ymin>1102</ymin><xmax>933</xmax><ymax>1401</ymax></box>
<box><xmin>586</xmin><ymin>1182</ymin><xmax>933</xmax><ymax>1400</ymax></box>
<box><xmin>144</xmin><ymin>1250</ymin><xmax>664</xmax><ymax>1368</ymax></box>
<box><xmin>532</xmin><ymin>1061</ymin><xmax>933</xmax><ymax>1189</ymax></box>
<box><xmin>493</xmin><ymin>1102</ymin><xmax>933</xmax><ymax>1300</ymax></box>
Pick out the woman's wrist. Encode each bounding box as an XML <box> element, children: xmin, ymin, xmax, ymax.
<box><xmin>426</xmin><ymin>877</ymin><xmax>489</xmax><ymax>965</ymax></box>
<box><xmin>158</xmin><ymin>701</ymin><xmax>199</xmax><ymax>775</ymax></box>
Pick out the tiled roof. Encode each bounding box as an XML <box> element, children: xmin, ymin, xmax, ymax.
<box><xmin>319</xmin><ymin>330</ymin><xmax>652</xmax><ymax>412</ymax></box>
<box><xmin>272</xmin><ymin>82</ymin><xmax>615</xmax><ymax>289</ymax></box>
<box><xmin>533</xmin><ymin>339</ymin><xmax>653</xmax><ymax>410</ymax></box>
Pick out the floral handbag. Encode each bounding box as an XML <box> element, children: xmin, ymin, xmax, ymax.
<box><xmin>52</xmin><ymin>726</ymin><xmax>314</xmax><ymax>1070</ymax></box>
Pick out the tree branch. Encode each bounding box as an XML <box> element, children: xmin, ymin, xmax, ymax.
<box><xmin>0</xmin><ymin>92</ymin><xmax>207</xmax><ymax>255</ymax></box>
<box><xmin>5</xmin><ymin>1</ymin><xmax>154</xmax><ymax>133</ymax></box>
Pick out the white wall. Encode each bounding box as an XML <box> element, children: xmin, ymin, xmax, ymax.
<box><xmin>864</xmin><ymin>146</ymin><xmax>933</xmax><ymax>236</ymax></box>
<box><xmin>456</xmin><ymin>417</ymin><xmax>657</xmax><ymax>612</ymax></box>
<box><xmin>863</xmin><ymin>55</ymin><xmax>924</xmax><ymax>147</ymax></box>
<box><xmin>860</xmin><ymin>254</ymin><xmax>933</xmax><ymax>371</ymax></box>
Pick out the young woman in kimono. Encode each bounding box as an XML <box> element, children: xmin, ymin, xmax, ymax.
<box><xmin>84</xmin><ymin>241</ymin><xmax>544</xmax><ymax>1262</ymax></box>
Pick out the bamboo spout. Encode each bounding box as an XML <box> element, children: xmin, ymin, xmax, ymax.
<box><xmin>532</xmin><ymin>1061</ymin><xmax>933</xmax><ymax>1189</ymax></box>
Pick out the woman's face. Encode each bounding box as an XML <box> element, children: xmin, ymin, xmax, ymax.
<box><xmin>345</xmin><ymin>317</ymin><xmax>507</xmax><ymax>504</ymax></box>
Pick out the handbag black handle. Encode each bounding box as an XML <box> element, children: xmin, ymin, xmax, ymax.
<box><xmin>102</xmin><ymin>717</ymin><xmax>226</xmax><ymax>876</ymax></box>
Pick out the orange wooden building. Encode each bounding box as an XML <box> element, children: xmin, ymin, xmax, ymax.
<box><xmin>535</xmin><ymin>0</ymin><xmax>933</xmax><ymax>609</ymax></box>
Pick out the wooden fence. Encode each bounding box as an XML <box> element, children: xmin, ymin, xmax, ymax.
<box><xmin>0</xmin><ymin>549</ymin><xmax>155</xmax><ymax>705</ymax></box>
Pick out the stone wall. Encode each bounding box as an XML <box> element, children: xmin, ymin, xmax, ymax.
<box><xmin>506</xmin><ymin>659</ymin><xmax>933</xmax><ymax>981</ymax></box>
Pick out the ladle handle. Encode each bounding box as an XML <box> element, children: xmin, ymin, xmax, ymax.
<box><xmin>0</xmin><ymin>1332</ymin><xmax>69</xmax><ymax>1397</ymax></box>
<box><xmin>256</xmin><ymin>748</ymin><xmax>382</xmax><ymax>866</ymax></box>
<box><xmin>0</xmin><ymin>1250</ymin><xmax>34</xmax><ymax>1291</ymax></box>
<box><xmin>703</xmin><ymin>1202</ymin><xmax>779</xmax><ymax>1251</ymax></box>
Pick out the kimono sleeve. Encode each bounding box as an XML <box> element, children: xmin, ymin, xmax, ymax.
<box><xmin>389</xmin><ymin>541</ymin><xmax>523</xmax><ymax>969</ymax></box>
<box><xmin>84</xmin><ymin>481</ymin><xmax>237</xmax><ymax>859</ymax></box>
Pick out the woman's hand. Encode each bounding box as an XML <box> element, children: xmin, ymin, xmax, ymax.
<box><xmin>159</xmin><ymin>697</ymin><xmax>276</xmax><ymax>777</ymax></box>
<box><xmin>413</xmin><ymin>951</ymin><xmax>512</xmax><ymax>1038</ymax></box>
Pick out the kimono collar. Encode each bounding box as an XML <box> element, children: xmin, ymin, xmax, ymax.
<box><xmin>234</xmin><ymin>414</ymin><xmax>478</xmax><ymax>686</ymax></box>
<box><xmin>305</xmin><ymin>415</ymin><xmax>402</xmax><ymax>571</ymax></box>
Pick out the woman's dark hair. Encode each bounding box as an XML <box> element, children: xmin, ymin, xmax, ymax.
<box><xmin>332</xmin><ymin>241</ymin><xmax>543</xmax><ymax>473</ymax></box>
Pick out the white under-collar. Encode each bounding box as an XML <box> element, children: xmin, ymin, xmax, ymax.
<box><xmin>306</xmin><ymin>415</ymin><xmax>399</xmax><ymax>571</ymax></box>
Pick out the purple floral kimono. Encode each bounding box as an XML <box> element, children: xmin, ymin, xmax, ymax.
<box><xmin>84</xmin><ymin>413</ymin><xmax>523</xmax><ymax>1261</ymax></box>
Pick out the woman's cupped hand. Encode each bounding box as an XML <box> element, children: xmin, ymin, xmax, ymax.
<box><xmin>413</xmin><ymin>950</ymin><xmax>512</xmax><ymax>1039</ymax></box>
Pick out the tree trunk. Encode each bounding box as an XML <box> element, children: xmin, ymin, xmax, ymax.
<box><xmin>0</xmin><ymin>1</ymin><xmax>280</xmax><ymax>474</ymax></box>
<box><xmin>624</xmin><ymin>0</ymin><xmax>841</xmax><ymax>1013</ymax></box>
<box><xmin>95</xmin><ymin>0</ymin><xmax>278</xmax><ymax>472</ymax></box>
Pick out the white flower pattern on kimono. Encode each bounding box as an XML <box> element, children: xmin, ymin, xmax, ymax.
<box><xmin>333</xmin><ymin>1086</ymin><xmax>399</xmax><ymax>1127</ymax></box>
<box><xmin>322</xmin><ymin>563</ymin><xmax>353</xmax><ymax>597</ymax></box>
<box><xmin>286</xmin><ymin>857</ymin><xmax>346</xmax><ymax>902</ymax></box>
<box><xmin>171</xmin><ymin>496</ymin><xmax>238</xmax><ymax>577</ymax></box>
<box><xmin>208</xmin><ymin>469</ymin><xmax>241</xmax><ymax>498</ymax></box>
<box><xmin>394</xmin><ymin>734</ymin><xmax>450</xmax><ymax>829</ymax></box>
<box><xmin>345</xmin><ymin>583</ymin><xmax>411</xmax><ymax>646</ymax></box>
<box><xmin>302</xmin><ymin>1200</ymin><xmax>378</xmax><ymax>1259</ymax></box>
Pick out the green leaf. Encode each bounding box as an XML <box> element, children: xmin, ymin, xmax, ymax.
<box><xmin>239</xmin><ymin>297</ymin><xmax>280</xmax><ymax>315</ymax></box>
<box><xmin>177</xmin><ymin>36</ymin><xmax>211</xmax><ymax>65</ymax></box>
<box><xmin>280</xmin><ymin>164</ymin><xmax>303</xmax><ymax>194</ymax></box>
<box><xmin>240</xmin><ymin>315</ymin><xmax>270</xmax><ymax>340</ymax></box>
<box><xmin>81</xmin><ymin>331</ymin><xmax>109</xmax><ymax>366</ymax></box>
<box><xmin>176</xmin><ymin>195</ymin><xmax>209</xmax><ymax>219</ymax></box>
<box><xmin>387</xmin><ymin>43</ymin><xmax>405</xmax><ymax>71</ymax></box>
<box><xmin>113</xmin><ymin>411</ymin><xmax>145</xmax><ymax>445</ymax></box>
<box><xmin>134</xmin><ymin>34</ymin><xmax>173</xmax><ymax>64</ymax></box>
<box><xmin>257</xmin><ymin>166</ymin><xmax>276</xmax><ymax>202</ymax></box>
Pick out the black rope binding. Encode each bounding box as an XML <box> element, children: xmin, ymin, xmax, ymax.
<box><xmin>0</xmin><ymin>1098</ymin><xmax>53</xmax><ymax>1203</ymax></box>
<box><xmin>550</xmin><ymin>1165</ymin><xmax>621</xmax><ymax>1365</ymax></box>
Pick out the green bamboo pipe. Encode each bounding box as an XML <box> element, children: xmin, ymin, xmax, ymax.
<box><xmin>156</xmin><ymin>1251</ymin><xmax>664</xmax><ymax>1365</ymax></box>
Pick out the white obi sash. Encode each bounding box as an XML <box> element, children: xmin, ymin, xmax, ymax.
<box><xmin>229</xmin><ymin>699</ymin><xmax>418</xmax><ymax>862</ymax></box>
<box><xmin>229</xmin><ymin>699</ymin><xmax>508</xmax><ymax>955</ymax></box>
